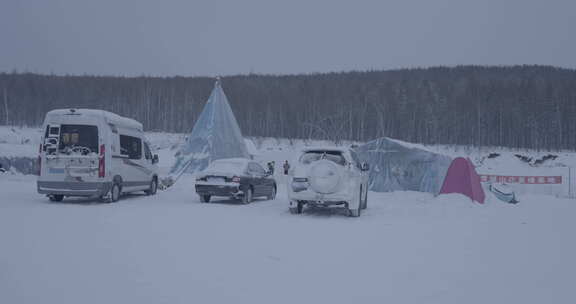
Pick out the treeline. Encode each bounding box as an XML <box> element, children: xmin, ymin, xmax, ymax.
<box><xmin>1</xmin><ymin>65</ymin><xmax>575</xmax><ymax>150</ymax></box>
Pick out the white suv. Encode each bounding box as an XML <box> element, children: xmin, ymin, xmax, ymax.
<box><xmin>288</xmin><ymin>147</ymin><xmax>369</xmax><ymax>217</ymax></box>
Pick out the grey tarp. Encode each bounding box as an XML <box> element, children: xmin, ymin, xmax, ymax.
<box><xmin>167</xmin><ymin>80</ymin><xmax>249</xmax><ymax>182</ymax></box>
<box><xmin>355</xmin><ymin>137</ymin><xmax>452</xmax><ymax>194</ymax></box>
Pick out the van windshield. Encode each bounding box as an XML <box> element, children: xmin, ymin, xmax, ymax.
<box><xmin>58</xmin><ymin>124</ymin><xmax>99</xmax><ymax>155</ymax></box>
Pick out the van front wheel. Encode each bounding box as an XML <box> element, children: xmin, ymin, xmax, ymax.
<box><xmin>145</xmin><ymin>178</ymin><xmax>158</xmax><ymax>196</ymax></box>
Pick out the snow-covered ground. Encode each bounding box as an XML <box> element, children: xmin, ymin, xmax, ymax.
<box><xmin>1</xmin><ymin>173</ymin><xmax>575</xmax><ymax>304</ymax></box>
<box><xmin>1</xmin><ymin>126</ymin><xmax>576</xmax><ymax>303</ymax></box>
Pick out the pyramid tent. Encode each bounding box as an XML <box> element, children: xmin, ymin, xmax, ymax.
<box><xmin>439</xmin><ymin>157</ymin><xmax>485</xmax><ymax>204</ymax></box>
<box><xmin>355</xmin><ymin>137</ymin><xmax>452</xmax><ymax>193</ymax></box>
<box><xmin>168</xmin><ymin>80</ymin><xmax>249</xmax><ymax>179</ymax></box>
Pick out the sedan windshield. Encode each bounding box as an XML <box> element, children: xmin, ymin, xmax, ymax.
<box><xmin>208</xmin><ymin>160</ymin><xmax>246</xmax><ymax>173</ymax></box>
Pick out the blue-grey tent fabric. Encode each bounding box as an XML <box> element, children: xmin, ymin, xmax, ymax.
<box><xmin>355</xmin><ymin>138</ymin><xmax>452</xmax><ymax>194</ymax></box>
<box><xmin>169</xmin><ymin>81</ymin><xmax>249</xmax><ymax>176</ymax></box>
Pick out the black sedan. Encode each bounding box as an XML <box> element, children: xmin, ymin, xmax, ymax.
<box><xmin>195</xmin><ymin>158</ymin><xmax>277</xmax><ymax>204</ymax></box>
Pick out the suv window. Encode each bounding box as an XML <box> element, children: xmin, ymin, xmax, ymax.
<box><xmin>120</xmin><ymin>135</ymin><xmax>142</xmax><ymax>160</ymax></box>
<box><xmin>300</xmin><ymin>151</ymin><xmax>346</xmax><ymax>166</ymax></box>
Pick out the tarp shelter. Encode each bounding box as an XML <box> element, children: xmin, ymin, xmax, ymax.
<box><xmin>355</xmin><ymin>137</ymin><xmax>452</xmax><ymax>193</ymax></box>
<box><xmin>167</xmin><ymin>80</ymin><xmax>249</xmax><ymax>181</ymax></box>
<box><xmin>439</xmin><ymin>157</ymin><xmax>485</xmax><ymax>204</ymax></box>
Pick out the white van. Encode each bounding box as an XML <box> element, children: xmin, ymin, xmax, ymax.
<box><xmin>37</xmin><ymin>109</ymin><xmax>160</xmax><ymax>202</ymax></box>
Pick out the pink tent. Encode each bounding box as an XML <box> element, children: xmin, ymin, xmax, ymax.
<box><xmin>440</xmin><ymin>157</ymin><xmax>485</xmax><ymax>204</ymax></box>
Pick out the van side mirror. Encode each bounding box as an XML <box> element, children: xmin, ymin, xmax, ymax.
<box><xmin>152</xmin><ymin>154</ymin><xmax>159</xmax><ymax>164</ymax></box>
<box><xmin>361</xmin><ymin>162</ymin><xmax>370</xmax><ymax>171</ymax></box>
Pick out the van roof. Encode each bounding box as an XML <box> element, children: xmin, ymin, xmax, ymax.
<box><xmin>45</xmin><ymin>109</ymin><xmax>143</xmax><ymax>131</ymax></box>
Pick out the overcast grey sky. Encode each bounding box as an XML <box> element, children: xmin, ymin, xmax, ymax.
<box><xmin>1</xmin><ymin>0</ymin><xmax>575</xmax><ymax>76</ymax></box>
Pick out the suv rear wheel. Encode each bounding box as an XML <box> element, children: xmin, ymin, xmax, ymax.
<box><xmin>289</xmin><ymin>201</ymin><xmax>304</xmax><ymax>214</ymax></box>
<box><xmin>348</xmin><ymin>190</ymin><xmax>362</xmax><ymax>217</ymax></box>
<box><xmin>362</xmin><ymin>185</ymin><xmax>368</xmax><ymax>209</ymax></box>
<box><xmin>49</xmin><ymin>194</ymin><xmax>64</xmax><ymax>202</ymax></box>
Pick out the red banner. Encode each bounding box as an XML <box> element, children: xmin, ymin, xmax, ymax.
<box><xmin>480</xmin><ymin>175</ymin><xmax>562</xmax><ymax>184</ymax></box>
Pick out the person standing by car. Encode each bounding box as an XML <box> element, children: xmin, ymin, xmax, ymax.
<box><xmin>267</xmin><ymin>161</ymin><xmax>275</xmax><ymax>175</ymax></box>
<box><xmin>283</xmin><ymin>160</ymin><xmax>290</xmax><ymax>175</ymax></box>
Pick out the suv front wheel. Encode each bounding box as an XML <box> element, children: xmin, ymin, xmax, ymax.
<box><xmin>362</xmin><ymin>186</ymin><xmax>368</xmax><ymax>209</ymax></box>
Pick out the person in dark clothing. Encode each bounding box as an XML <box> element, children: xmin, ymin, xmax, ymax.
<box><xmin>0</xmin><ymin>163</ymin><xmax>5</xmax><ymax>173</ymax></box>
<box><xmin>283</xmin><ymin>160</ymin><xmax>290</xmax><ymax>175</ymax></box>
<box><xmin>267</xmin><ymin>161</ymin><xmax>275</xmax><ymax>175</ymax></box>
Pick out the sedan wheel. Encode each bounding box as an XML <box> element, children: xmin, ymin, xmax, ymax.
<box><xmin>200</xmin><ymin>194</ymin><xmax>211</xmax><ymax>203</ymax></box>
<box><xmin>242</xmin><ymin>187</ymin><xmax>253</xmax><ymax>204</ymax></box>
<box><xmin>267</xmin><ymin>186</ymin><xmax>277</xmax><ymax>200</ymax></box>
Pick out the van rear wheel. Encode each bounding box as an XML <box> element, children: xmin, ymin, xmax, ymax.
<box><xmin>49</xmin><ymin>194</ymin><xmax>64</xmax><ymax>202</ymax></box>
<box><xmin>110</xmin><ymin>183</ymin><xmax>121</xmax><ymax>202</ymax></box>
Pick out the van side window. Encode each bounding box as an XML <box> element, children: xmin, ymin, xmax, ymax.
<box><xmin>144</xmin><ymin>142</ymin><xmax>152</xmax><ymax>160</ymax></box>
<box><xmin>49</xmin><ymin>127</ymin><xmax>60</xmax><ymax>136</ymax></box>
<box><xmin>120</xmin><ymin>135</ymin><xmax>142</xmax><ymax>160</ymax></box>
